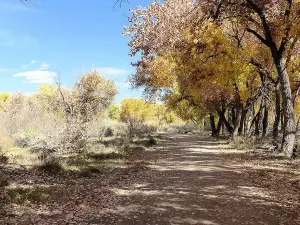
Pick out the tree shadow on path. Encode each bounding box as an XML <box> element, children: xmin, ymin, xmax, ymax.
<box><xmin>96</xmin><ymin>134</ymin><xmax>299</xmax><ymax>225</ymax></box>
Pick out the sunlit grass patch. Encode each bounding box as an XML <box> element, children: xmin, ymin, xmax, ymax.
<box><xmin>7</xmin><ymin>184</ymin><xmax>58</xmax><ymax>204</ymax></box>
<box><xmin>6</xmin><ymin>147</ymin><xmax>40</xmax><ymax>167</ymax></box>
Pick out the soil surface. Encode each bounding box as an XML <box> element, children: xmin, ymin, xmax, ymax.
<box><xmin>1</xmin><ymin>134</ymin><xmax>300</xmax><ymax>225</ymax></box>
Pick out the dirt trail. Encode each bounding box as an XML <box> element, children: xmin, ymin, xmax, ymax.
<box><xmin>98</xmin><ymin>134</ymin><xmax>299</xmax><ymax>225</ymax></box>
<box><xmin>1</xmin><ymin>134</ymin><xmax>299</xmax><ymax>225</ymax></box>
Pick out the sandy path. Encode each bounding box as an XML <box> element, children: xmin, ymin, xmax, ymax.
<box><xmin>96</xmin><ymin>134</ymin><xmax>298</xmax><ymax>225</ymax></box>
<box><xmin>1</xmin><ymin>134</ymin><xmax>299</xmax><ymax>225</ymax></box>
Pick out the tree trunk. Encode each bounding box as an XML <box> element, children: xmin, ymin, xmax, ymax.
<box><xmin>262</xmin><ymin>105</ymin><xmax>269</xmax><ymax>137</ymax></box>
<box><xmin>296</xmin><ymin>117</ymin><xmax>300</xmax><ymax>133</ymax></box>
<box><xmin>210</xmin><ymin>114</ymin><xmax>218</xmax><ymax>137</ymax></box>
<box><xmin>254</xmin><ymin>101</ymin><xmax>264</xmax><ymax>136</ymax></box>
<box><xmin>273</xmin><ymin>83</ymin><xmax>281</xmax><ymax>139</ymax></box>
<box><xmin>276</xmin><ymin>58</ymin><xmax>295</xmax><ymax>157</ymax></box>
<box><xmin>238</xmin><ymin>109</ymin><xmax>247</xmax><ymax>136</ymax></box>
<box><xmin>231</xmin><ymin>107</ymin><xmax>236</xmax><ymax>126</ymax></box>
<box><xmin>233</xmin><ymin>105</ymin><xmax>242</xmax><ymax>138</ymax></box>
<box><xmin>218</xmin><ymin>110</ymin><xmax>233</xmax><ymax>135</ymax></box>
<box><xmin>221</xmin><ymin>123</ymin><xmax>225</xmax><ymax>136</ymax></box>
<box><xmin>216</xmin><ymin>115</ymin><xmax>222</xmax><ymax>136</ymax></box>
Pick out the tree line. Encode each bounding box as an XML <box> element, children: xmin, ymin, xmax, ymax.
<box><xmin>124</xmin><ymin>0</ymin><xmax>300</xmax><ymax>157</ymax></box>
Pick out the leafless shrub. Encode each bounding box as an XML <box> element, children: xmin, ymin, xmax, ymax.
<box><xmin>293</xmin><ymin>138</ymin><xmax>300</xmax><ymax>157</ymax></box>
<box><xmin>87</xmin><ymin>119</ymin><xmax>119</xmax><ymax>142</ymax></box>
<box><xmin>158</xmin><ymin>123</ymin><xmax>198</xmax><ymax>134</ymax></box>
<box><xmin>0</xmin><ymin>174</ymin><xmax>9</xmax><ymax>187</ymax></box>
<box><xmin>230</xmin><ymin>136</ymin><xmax>255</xmax><ymax>150</ymax></box>
<box><xmin>118</xmin><ymin>117</ymin><xmax>158</xmax><ymax>141</ymax></box>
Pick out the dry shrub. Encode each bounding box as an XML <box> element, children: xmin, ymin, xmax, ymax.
<box><xmin>0</xmin><ymin>131</ymin><xmax>15</xmax><ymax>152</ymax></box>
<box><xmin>0</xmin><ymin>94</ymin><xmax>56</xmax><ymax>137</ymax></box>
<box><xmin>0</xmin><ymin>94</ymin><xmax>61</xmax><ymax>151</ymax></box>
<box><xmin>0</xmin><ymin>130</ymin><xmax>15</xmax><ymax>165</ymax></box>
<box><xmin>119</xmin><ymin>118</ymin><xmax>158</xmax><ymax>141</ymax></box>
<box><xmin>230</xmin><ymin>136</ymin><xmax>255</xmax><ymax>150</ymax></box>
<box><xmin>87</xmin><ymin>119</ymin><xmax>119</xmax><ymax>142</ymax></box>
<box><xmin>0</xmin><ymin>94</ymin><xmax>89</xmax><ymax>155</ymax></box>
<box><xmin>158</xmin><ymin>123</ymin><xmax>198</xmax><ymax>134</ymax></box>
<box><xmin>122</xmin><ymin>144</ymin><xmax>146</xmax><ymax>156</ymax></box>
<box><xmin>293</xmin><ymin>138</ymin><xmax>300</xmax><ymax>157</ymax></box>
<box><xmin>0</xmin><ymin>174</ymin><xmax>9</xmax><ymax>187</ymax></box>
<box><xmin>43</xmin><ymin>121</ymin><xmax>87</xmax><ymax>154</ymax></box>
<box><xmin>149</xmin><ymin>136</ymin><xmax>157</xmax><ymax>145</ymax></box>
<box><xmin>173</xmin><ymin>123</ymin><xmax>198</xmax><ymax>134</ymax></box>
<box><xmin>35</xmin><ymin>155</ymin><xmax>63</xmax><ymax>174</ymax></box>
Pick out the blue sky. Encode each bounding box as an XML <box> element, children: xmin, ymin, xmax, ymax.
<box><xmin>0</xmin><ymin>0</ymin><xmax>151</xmax><ymax>103</ymax></box>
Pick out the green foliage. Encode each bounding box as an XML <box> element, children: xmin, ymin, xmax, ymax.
<box><xmin>108</xmin><ymin>104</ymin><xmax>121</xmax><ymax>120</ymax></box>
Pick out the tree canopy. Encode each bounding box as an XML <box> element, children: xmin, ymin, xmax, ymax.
<box><xmin>125</xmin><ymin>0</ymin><xmax>300</xmax><ymax>157</ymax></box>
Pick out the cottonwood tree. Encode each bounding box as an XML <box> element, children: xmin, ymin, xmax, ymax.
<box><xmin>125</xmin><ymin>0</ymin><xmax>300</xmax><ymax>157</ymax></box>
<box><xmin>196</xmin><ymin>0</ymin><xmax>300</xmax><ymax>156</ymax></box>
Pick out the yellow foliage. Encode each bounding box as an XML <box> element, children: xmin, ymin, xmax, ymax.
<box><xmin>120</xmin><ymin>98</ymin><xmax>180</xmax><ymax>124</ymax></box>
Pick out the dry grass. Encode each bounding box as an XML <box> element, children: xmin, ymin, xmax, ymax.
<box><xmin>7</xmin><ymin>147</ymin><xmax>40</xmax><ymax>167</ymax></box>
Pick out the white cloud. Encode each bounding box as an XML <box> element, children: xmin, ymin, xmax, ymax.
<box><xmin>30</xmin><ymin>60</ymin><xmax>36</xmax><ymax>65</ymax></box>
<box><xmin>96</xmin><ymin>67</ymin><xmax>129</xmax><ymax>76</ymax></box>
<box><xmin>39</xmin><ymin>63</ymin><xmax>50</xmax><ymax>71</ymax></box>
<box><xmin>13</xmin><ymin>70</ymin><xmax>57</xmax><ymax>84</ymax></box>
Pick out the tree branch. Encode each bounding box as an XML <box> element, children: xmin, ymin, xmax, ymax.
<box><xmin>278</xmin><ymin>0</ymin><xmax>293</xmax><ymax>55</ymax></box>
<box><xmin>246</xmin><ymin>28</ymin><xmax>270</xmax><ymax>46</ymax></box>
